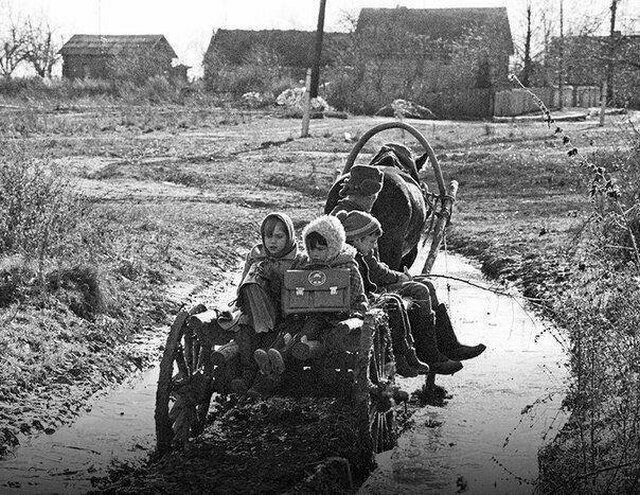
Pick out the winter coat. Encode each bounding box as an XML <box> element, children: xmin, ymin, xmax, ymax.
<box><xmin>355</xmin><ymin>251</ymin><xmax>402</xmax><ymax>295</ymax></box>
<box><xmin>295</xmin><ymin>215</ymin><xmax>368</xmax><ymax>315</ymax></box>
<box><xmin>237</xmin><ymin>213</ymin><xmax>301</xmax><ymax>324</ymax></box>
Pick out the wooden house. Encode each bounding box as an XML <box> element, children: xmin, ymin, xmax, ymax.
<box><xmin>203</xmin><ymin>29</ymin><xmax>349</xmax><ymax>80</ymax></box>
<box><xmin>355</xmin><ymin>7</ymin><xmax>514</xmax><ymax>91</ymax></box>
<box><xmin>59</xmin><ymin>34</ymin><xmax>178</xmax><ymax>80</ymax></box>
<box><xmin>549</xmin><ymin>33</ymin><xmax>640</xmax><ymax>108</ymax></box>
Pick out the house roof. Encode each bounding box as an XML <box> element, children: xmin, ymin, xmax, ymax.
<box><xmin>59</xmin><ymin>34</ymin><xmax>177</xmax><ymax>58</ymax></box>
<box><xmin>356</xmin><ymin>7</ymin><xmax>513</xmax><ymax>54</ymax></box>
<box><xmin>205</xmin><ymin>29</ymin><xmax>349</xmax><ymax>67</ymax></box>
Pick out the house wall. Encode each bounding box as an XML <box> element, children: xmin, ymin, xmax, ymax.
<box><xmin>62</xmin><ymin>49</ymin><xmax>174</xmax><ymax>81</ymax></box>
<box><xmin>62</xmin><ymin>55</ymin><xmax>112</xmax><ymax>79</ymax></box>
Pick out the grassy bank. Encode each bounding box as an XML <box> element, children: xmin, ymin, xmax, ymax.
<box><xmin>1</xmin><ymin>97</ymin><xmax>638</xmax><ymax>492</ymax></box>
<box><xmin>441</xmin><ymin>113</ymin><xmax>640</xmax><ymax>493</ymax></box>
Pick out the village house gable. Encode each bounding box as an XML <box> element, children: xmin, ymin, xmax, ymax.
<box><xmin>355</xmin><ymin>6</ymin><xmax>513</xmax><ymax>91</ymax></box>
<box><xmin>59</xmin><ymin>34</ymin><xmax>178</xmax><ymax>80</ymax></box>
<box><xmin>203</xmin><ymin>29</ymin><xmax>349</xmax><ymax>79</ymax></box>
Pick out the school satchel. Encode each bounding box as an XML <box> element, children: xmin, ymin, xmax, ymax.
<box><xmin>282</xmin><ymin>269</ymin><xmax>351</xmax><ymax>315</ymax></box>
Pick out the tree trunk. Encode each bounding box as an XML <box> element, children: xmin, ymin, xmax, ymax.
<box><xmin>605</xmin><ymin>0</ymin><xmax>618</xmax><ymax>104</ymax></box>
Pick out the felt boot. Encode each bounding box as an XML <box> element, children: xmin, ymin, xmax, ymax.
<box><xmin>253</xmin><ymin>349</ymin><xmax>272</xmax><ymax>375</ymax></box>
<box><xmin>435</xmin><ymin>303</ymin><xmax>486</xmax><ymax>361</ymax></box>
<box><xmin>408</xmin><ymin>307</ymin><xmax>462</xmax><ymax>375</ymax></box>
<box><xmin>267</xmin><ymin>348</ymin><xmax>285</xmax><ymax>375</ymax></box>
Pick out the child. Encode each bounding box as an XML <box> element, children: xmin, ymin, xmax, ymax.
<box><xmin>292</xmin><ymin>215</ymin><xmax>368</xmax><ymax>343</ymax></box>
<box><xmin>233</xmin><ymin>212</ymin><xmax>300</xmax><ymax>393</ymax></box>
<box><xmin>337</xmin><ymin>210</ymin><xmax>486</xmax><ymax>375</ymax></box>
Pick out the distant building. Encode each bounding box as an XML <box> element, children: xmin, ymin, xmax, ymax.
<box><xmin>204</xmin><ymin>29</ymin><xmax>349</xmax><ymax>81</ymax></box>
<box><xmin>355</xmin><ymin>6</ymin><xmax>514</xmax><ymax>92</ymax></box>
<box><xmin>59</xmin><ymin>34</ymin><xmax>178</xmax><ymax>81</ymax></box>
<box><xmin>549</xmin><ymin>33</ymin><xmax>640</xmax><ymax>107</ymax></box>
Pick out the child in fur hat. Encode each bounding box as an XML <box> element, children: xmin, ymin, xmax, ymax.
<box><xmin>233</xmin><ymin>212</ymin><xmax>302</xmax><ymax>393</ymax></box>
<box><xmin>337</xmin><ymin>210</ymin><xmax>485</xmax><ymax>376</ymax></box>
<box><xmin>291</xmin><ymin>215</ymin><xmax>368</xmax><ymax>342</ymax></box>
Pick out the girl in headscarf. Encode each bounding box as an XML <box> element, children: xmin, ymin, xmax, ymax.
<box><xmin>234</xmin><ymin>213</ymin><xmax>301</xmax><ymax>392</ymax></box>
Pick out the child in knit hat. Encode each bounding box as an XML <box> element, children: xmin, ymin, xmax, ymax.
<box><xmin>337</xmin><ymin>210</ymin><xmax>485</xmax><ymax>376</ymax></box>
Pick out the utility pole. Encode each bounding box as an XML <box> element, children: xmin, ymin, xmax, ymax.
<box><xmin>310</xmin><ymin>0</ymin><xmax>327</xmax><ymax>98</ymax></box>
<box><xmin>606</xmin><ymin>0</ymin><xmax>619</xmax><ymax>103</ymax></box>
<box><xmin>302</xmin><ymin>0</ymin><xmax>327</xmax><ymax>137</ymax></box>
<box><xmin>601</xmin><ymin>0</ymin><xmax>619</xmax><ymax>126</ymax></box>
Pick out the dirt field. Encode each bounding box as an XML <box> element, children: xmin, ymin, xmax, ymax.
<box><xmin>1</xmin><ymin>103</ymin><xmax>638</xmax><ymax>492</ymax></box>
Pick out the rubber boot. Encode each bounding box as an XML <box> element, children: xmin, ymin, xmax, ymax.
<box><xmin>384</xmin><ymin>297</ymin><xmax>419</xmax><ymax>377</ymax></box>
<box><xmin>397</xmin><ymin>301</ymin><xmax>431</xmax><ymax>375</ymax></box>
<box><xmin>435</xmin><ymin>303</ymin><xmax>486</xmax><ymax>361</ymax></box>
<box><xmin>408</xmin><ymin>307</ymin><xmax>462</xmax><ymax>375</ymax></box>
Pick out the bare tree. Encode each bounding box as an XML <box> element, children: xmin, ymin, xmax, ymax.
<box><xmin>0</xmin><ymin>21</ymin><xmax>27</xmax><ymax>79</ymax></box>
<box><xmin>23</xmin><ymin>19</ymin><xmax>60</xmax><ymax>79</ymax></box>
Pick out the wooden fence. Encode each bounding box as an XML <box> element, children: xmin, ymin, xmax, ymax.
<box><xmin>494</xmin><ymin>86</ymin><xmax>601</xmax><ymax>117</ymax></box>
<box><xmin>418</xmin><ymin>88</ymin><xmax>494</xmax><ymax>119</ymax></box>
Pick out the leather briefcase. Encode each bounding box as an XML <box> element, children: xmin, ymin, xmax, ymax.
<box><xmin>282</xmin><ymin>269</ymin><xmax>351</xmax><ymax>315</ymax></box>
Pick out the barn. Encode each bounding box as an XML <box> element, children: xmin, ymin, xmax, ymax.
<box><xmin>203</xmin><ymin>29</ymin><xmax>349</xmax><ymax>81</ymax></box>
<box><xmin>59</xmin><ymin>34</ymin><xmax>178</xmax><ymax>81</ymax></box>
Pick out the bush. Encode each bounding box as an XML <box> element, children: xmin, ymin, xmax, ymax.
<box><xmin>0</xmin><ymin>255</ymin><xmax>35</xmax><ymax>307</ymax></box>
<box><xmin>46</xmin><ymin>264</ymin><xmax>108</xmax><ymax>319</ymax></box>
<box><xmin>0</xmin><ymin>145</ymin><xmax>85</xmax><ymax>261</ymax></box>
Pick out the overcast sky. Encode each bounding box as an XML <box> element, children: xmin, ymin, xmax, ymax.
<box><xmin>2</xmin><ymin>0</ymin><xmax>638</xmax><ymax>78</ymax></box>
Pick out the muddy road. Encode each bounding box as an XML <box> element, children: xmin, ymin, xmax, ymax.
<box><xmin>0</xmin><ymin>253</ymin><xmax>567</xmax><ymax>494</ymax></box>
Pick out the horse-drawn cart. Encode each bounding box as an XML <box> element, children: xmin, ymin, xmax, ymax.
<box><xmin>154</xmin><ymin>122</ymin><xmax>458</xmax><ymax>471</ymax></box>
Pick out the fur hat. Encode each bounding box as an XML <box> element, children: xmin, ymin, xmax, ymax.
<box><xmin>302</xmin><ymin>215</ymin><xmax>346</xmax><ymax>261</ymax></box>
<box><xmin>336</xmin><ymin>210</ymin><xmax>382</xmax><ymax>241</ymax></box>
<box><xmin>339</xmin><ymin>165</ymin><xmax>384</xmax><ymax>197</ymax></box>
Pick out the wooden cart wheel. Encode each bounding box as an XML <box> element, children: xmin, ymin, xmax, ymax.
<box><xmin>368</xmin><ymin>319</ymin><xmax>397</xmax><ymax>453</ymax></box>
<box><xmin>155</xmin><ymin>311</ymin><xmax>215</xmax><ymax>454</ymax></box>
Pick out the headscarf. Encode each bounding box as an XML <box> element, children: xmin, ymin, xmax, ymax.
<box><xmin>260</xmin><ymin>212</ymin><xmax>297</xmax><ymax>259</ymax></box>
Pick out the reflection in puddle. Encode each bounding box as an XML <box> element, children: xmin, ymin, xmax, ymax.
<box><xmin>0</xmin><ymin>365</ymin><xmax>159</xmax><ymax>494</ymax></box>
<box><xmin>360</xmin><ymin>253</ymin><xmax>568</xmax><ymax>494</ymax></box>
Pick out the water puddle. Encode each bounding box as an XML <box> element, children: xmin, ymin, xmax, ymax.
<box><xmin>0</xmin><ymin>363</ymin><xmax>159</xmax><ymax>494</ymax></box>
<box><xmin>0</xmin><ymin>277</ymin><xmax>240</xmax><ymax>494</ymax></box>
<box><xmin>360</xmin><ymin>253</ymin><xmax>569</xmax><ymax>494</ymax></box>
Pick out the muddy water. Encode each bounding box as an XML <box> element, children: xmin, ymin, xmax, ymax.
<box><xmin>0</xmin><ymin>255</ymin><xmax>567</xmax><ymax>494</ymax></box>
<box><xmin>0</xmin><ymin>363</ymin><xmax>160</xmax><ymax>494</ymax></box>
<box><xmin>360</xmin><ymin>253</ymin><xmax>569</xmax><ymax>494</ymax></box>
<box><xmin>0</xmin><ymin>279</ymin><xmax>239</xmax><ymax>495</ymax></box>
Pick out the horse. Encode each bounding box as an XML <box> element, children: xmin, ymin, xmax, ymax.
<box><xmin>324</xmin><ymin>122</ymin><xmax>448</xmax><ymax>272</ymax></box>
